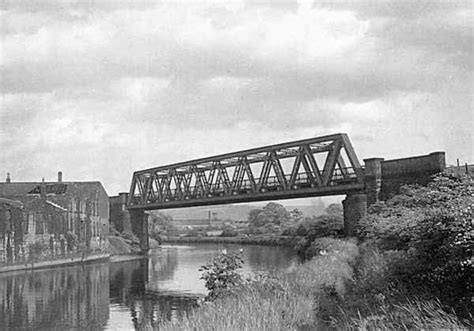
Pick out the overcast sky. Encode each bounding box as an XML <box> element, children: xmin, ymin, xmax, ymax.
<box><xmin>1</xmin><ymin>0</ymin><xmax>472</xmax><ymax>196</ymax></box>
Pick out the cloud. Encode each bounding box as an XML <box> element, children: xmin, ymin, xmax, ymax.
<box><xmin>0</xmin><ymin>0</ymin><xmax>472</xmax><ymax>194</ymax></box>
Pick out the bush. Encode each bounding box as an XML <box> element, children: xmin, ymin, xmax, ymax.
<box><xmin>28</xmin><ymin>241</ymin><xmax>48</xmax><ymax>259</ymax></box>
<box><xmin>220</xmin><ymin>228</ymin><xmax>238</xmax><ymax>237</ymax></box>
<box><xmin>318</xmin><ymin>245</ymin><xmax>469</xmax><ymax>329</ymax></box>
<box><xmin>245</xmin><ymin>226</ymin><xmax>266</xmax><ymax>235</ymax></box>
<box><xmin>357</xmin><ymin>174</ymin><xmax>473</xmax><ymax>317</ymax></box>
<box><xmin>199</xmin><ymin>250</ymin><xmax>244</xmax><ymax>301</ymax></box>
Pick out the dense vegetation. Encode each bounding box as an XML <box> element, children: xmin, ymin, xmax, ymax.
<box><xmin>356</xmin><ymin>174</ymin><xmax>473</xmax><ymax>319</ymax></box>
<box><xmin>158</xmin><ymin>174</ymin><xmax>472</xmax><ymax>330</ymax></box>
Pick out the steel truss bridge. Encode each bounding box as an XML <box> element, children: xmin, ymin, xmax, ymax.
<box><xmin>128</xmin><ymin>133</ymin><xmax>365</xmax><ymax>210</ymax></box>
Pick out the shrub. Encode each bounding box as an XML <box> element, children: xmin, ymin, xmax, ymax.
<box><xmin>199</xmin><ymin>250</ymin><xmax>244</xmax><ymax>301</ymax></box>
<box><xmin>220</xmin><ymin>228</ymin><xmax>238</xmax><ymax>237</ymax></box>
<box><xmin>28</xmin><ymin>241</ymin><xmax>48</xmax><ymax>259</ymax></box>
<box><xmin>245</xmin><ymin>226</ymin><xmax>266</xmax><ymax>235</ymax></box>
<box><xmin>292</xmin><ymin>215</ymin><xmax>345</xmax><ymax>259</ymax></box>
<box><xmin>357</xmin><ymin>174</ymin><xmax>473</xmax><ymax>317</ymax></box>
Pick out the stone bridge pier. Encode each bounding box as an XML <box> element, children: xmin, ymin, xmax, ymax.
<box><xmin>342</xmin><ymin>152</ymin><xmax>446</xmax><ymax>236</ymax></box>
<box><xmin>129</xmin><ymin>209</ymin><xmax>149</xmax><ymax>255</ymax></box>
<box><xmin>342</xmin><ymin>194</ymin><xmax>367</xmax><ymax>236</ymax></box>
<box><xmin>341</xmin><ymin>157</ymin><xmax>383</xmax><ymax>236</ymax></box>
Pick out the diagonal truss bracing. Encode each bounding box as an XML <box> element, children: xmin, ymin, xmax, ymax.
<box><xmin>128</xmin><ymin>133</ymin><xmax>365</xmax><ymax>210</ymax></box>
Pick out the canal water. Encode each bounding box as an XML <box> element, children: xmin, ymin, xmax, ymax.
<box><xmin>0</xmin><ymin>243</ymin><xmax>298</xmax><ymax>330</ymax></box>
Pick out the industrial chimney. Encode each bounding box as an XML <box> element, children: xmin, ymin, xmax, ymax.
<box><xmin>40</xmin><ymin>177</ymin><xmax>46</xmax><ymax>198</ymax></box>
<box><xmin>6</xmin><ymin>173</ymin><xmax>11</xmax><ymax>183</ymax></box>
<box><xmin>58</xmin><ymin>171</ymin><xmax>63</xmax><ymax>183</ymax></box>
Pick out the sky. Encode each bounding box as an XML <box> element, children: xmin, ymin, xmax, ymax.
<box><xmin>1</xmin><ymin>0</ymin><xmax>472</xmax><ymax>196</ymax></box>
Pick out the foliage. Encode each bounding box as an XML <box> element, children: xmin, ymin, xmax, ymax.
<box><xmin>325</xmin><ymin>203</ymin><xmax>343</xmax><ymax>220</ymax></box>
<box><xmin>333</xmin><ymin>298</ymin><xmax>467</xmax><ymax>330</ymax></box>
<box><xmin>65</xmin><ymin>231</ymin><xmax>77</xmax><ymax>251</ymax></box>
<box><xmin>289</xmin><ymin>208</ymin><xmax>303</xmax><ymax>221</ymax></box>
<box><xmin>161</xmin><ymin>238</ymin><xmax>465</xmax><ymax>330</ymax></box>
<box><xmin>219</xmin><ymin>228</ymin><xmax>238</xmax><ymax>237</ymax></box>
<box><xmin>244</xmin><ymin>225</ymin><xmax>267</xmax><ymax>235</ymax></box>
<box><xmin>248</xmin><ymin>202</ymin><xmax>290</xmax><ymax>227</ymax></box>
<box><xmin>183</xmin><ymin>228</ymin><xmax>206</xmax><ymax>237</ymax></box>
<box><xmin>322</xmin><ymin>246</ymin><xmax>470</xmax><ymax>329</ymax></box>
<box><xmin>286</xmin><ymin>203</ymin><xmax>345</xmax><ymax>259</ymax></box>
<box><xmin>148</xmin><ymin>212</ymin><xmax>178</xmax><ymax>238</ymax></box>
<box><xmin>28</xmin><ymin>241</ymin><xmax>48</xmax><ymax>259</ymax></box>
<box><xmin>199</xmin><ymin>250</ymin><xmax>244</xmax><ymax>301</ymax></box>
<box><xmin>162</xmin><ymin>238</ymin><xmax>356</xmax><ymax>331</ymax></box>
<box><xmin>358</xmin><ymin>174</ymin><xmax>473</xmax><ymax>317</ymax></box>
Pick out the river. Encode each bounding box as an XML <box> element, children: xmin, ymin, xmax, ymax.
<box><xmin>0</xmin><ymin>243</ymin><xmax>299</xmax><ymax>330</ymax></box>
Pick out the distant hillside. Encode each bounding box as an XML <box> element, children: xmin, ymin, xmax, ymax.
<box><xmin>160</xmin><ymin>204</ymin><xmax>255</xmax><ymax>222</ymax></box>
<box><xmin>158</xmin><ymin>198</ymin><xmax>329</xmax><ymax>221</ymax></box>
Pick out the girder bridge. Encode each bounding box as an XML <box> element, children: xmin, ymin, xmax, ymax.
<box><xmin>124</xmin><ymin>133</ymin><xmax>446</xmax><ymax>254</ymax></box>
<box><xmin>128</xmin><ymin>133</ymin><xmax>365</xmax><ymax>210</ymax></box>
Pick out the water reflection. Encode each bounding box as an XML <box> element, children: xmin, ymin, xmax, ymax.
<box><xmin>0</xmin><ymin>243</ymin><xmax>298</xmax><ymax>330</ymax></box>
<box><xmin>0</xmin><ymin>262</ymin><xmax>109</xmax><ymax>330</ymax></box>
<box><xmin>108</xmin><ymin>253</ymin><xmax>198</xmax><ymax>330</ymax></box>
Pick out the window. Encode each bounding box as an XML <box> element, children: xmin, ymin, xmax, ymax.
<box><xmin>35</xmin><ymin>215</ymin><xmax>44</xmax><ymax>235</ymax></box>
<box><xmin>23</xmin><ymin>212</ymin><xmax>28</xmax><ymax>234</ymax></box>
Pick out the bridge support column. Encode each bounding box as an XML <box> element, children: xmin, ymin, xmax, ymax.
<box><xmin>129</xmin><ymin>209</ymin><xmax>149</xmax><ymax>255</ymax></box>
<box><xmin>343</xmin><ymin>194</ymin><xmax>367</xmax><ymax>236</ymax></box>
<box><xmin>364</xmin><ymin>158</ymin><xmax>384</xmax><ymax>206</ymax></box>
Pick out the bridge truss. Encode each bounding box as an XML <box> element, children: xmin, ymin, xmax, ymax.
<box><xmin>128</xmin><ymin>133</ymin><xmax>365</xmax><ymax>210</ymax></box>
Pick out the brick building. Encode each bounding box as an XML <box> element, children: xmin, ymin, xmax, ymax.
<box><xmin>0</xmin><ymin>172</ymin><xmax>109</xmax><ymax>265</ymax></box>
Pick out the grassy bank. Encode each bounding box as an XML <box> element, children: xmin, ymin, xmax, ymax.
<box><xmin>159</xmin><ymin>238</ymin><xmax>468</xmax><ymax>330</ymax></box>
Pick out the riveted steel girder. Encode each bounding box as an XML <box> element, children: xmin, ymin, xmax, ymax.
<box><xmin>127</xmin><ymin>133</ymin><xmax>364</xmax><ymax>210</ymax></box>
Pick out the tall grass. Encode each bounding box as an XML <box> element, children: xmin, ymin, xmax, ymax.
<box><xmin>160</xmin><ymin>238</ymin><xmax>358</xmax><ymax>330</ymax></box>
<box><xmin>334</xmin><ymin>299</ymin><xmax>468</xmax><ymax>330</ymax></box>
<box><xmin>159</xmin><ymin>238</ymin><xmax>468</xmax><ymax>330</ymax></box>
<box><xmin>325</xmin><ymin>246</ymin><xmax>470</xmax><ymax>330</ymax></box>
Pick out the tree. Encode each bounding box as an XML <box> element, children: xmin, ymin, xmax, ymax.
<box><xmin>325</xmin><ymin>203</ymin><xmax>343</xmax><ymax>220</ymax></box>
<box><xmin>148</xmin><ymin>212</ymin><xmax>177</xmax><ymax>237</ymax></box>
<box><xmin>359</xmin><ymin>174</ymin><xmax>473</xmax><ymax>317</ymax></box>
<box><xmin>248</xmin><ymin>202</ymin><xmax>290</xmax><ymax>228</ymax></box>
<box><xmin>289</xmin><ymin>208</ymin><xmax>304</xmax><ymax>223</ymax></box>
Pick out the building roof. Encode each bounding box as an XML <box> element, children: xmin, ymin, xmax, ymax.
<box><xmin>0</xmin><ymin>181</ymin><xmax>106</xmax><ymax>198</ymax></box>
<box><xmin>0</xmin><ymin>197</ymin><xmax>24</xmax><ymax>209</ymax></box>
<box><xmin>26</xmin><ymin>198</ymin><xmax>68</xmax><ymax>212</ymax></box>
<box><xmin>45</xmin><ymin>200</ymin><xmax>68</xmax><ymax>211</ymax></box>
<box><xmin>28</xmin><ymin>183</ymin><xmax>68</xmax><ymax>195</ymax></box>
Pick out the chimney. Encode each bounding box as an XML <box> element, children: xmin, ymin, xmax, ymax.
<box><xmin>58</xmin><ymin>171</ymin><xmax>63</xmax><ymax>183</ymax></box>
<box><xmin>6</xmin><ymin>173</ymin><xmax>11</xmax><ymax>183</ymax></box>
<box><xmin>40</xmin><ymin>177</ymin><xmax>46</xmax><ymax>198</ymax></box>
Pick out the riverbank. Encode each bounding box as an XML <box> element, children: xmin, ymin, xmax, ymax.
<box><xmin>160</xmin><ymin>238</ymin><xmax>467</xmax><ymax>330</ymax></box>
<box><xmin>108</xmin><ymin>234</ymin><xmax>161</xmax><ymax>262</ymax></box>
<box><xmin>0</xmin><ymin>235</ymin><xmax>158</xmax><ymax>273</ymax></box>
<box><xmin>0</xmin><ymin>252</ymin><xmax>109</xmax><ymax>274</ymax></box>
<box><xmin>162</xmin><ymin>235</ymin><xmax>301</xmax><ymax>247</ymax></box>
